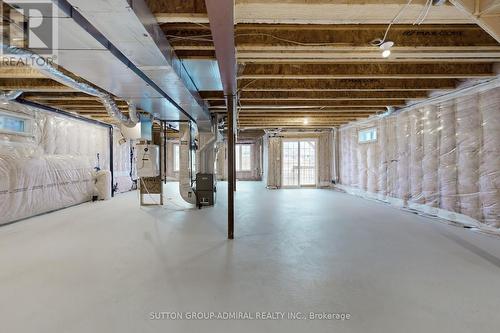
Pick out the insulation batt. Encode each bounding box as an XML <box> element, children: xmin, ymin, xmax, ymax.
<box><xmin>479</xmin><ymin>90</ymin><xmax>500</xmax><ymax>227</ymax></box>
<box><xmin>0</xmin><ymin>102</ymin><xmax>134</xmax><ymax>225</ymax></box>
<box><xmin>396</xmin><ymin>112</ymin><xmax>410</xmax><ymax>202</ymax></box>
<box><xmin>377</xmin><ymin>119</ymin><xmax>387</xmax><ymax>196</ymax></box>
<box><xmin>456</xmin><ymin>95</ymin><xmax>481</xmax><ymax>221</ymax></box>
<box><xmin>409</xmin><ymin>109</ymin><xmax>424</xmax><ymax>204</ymax></box>
<box><xmin>338</xmin><ymin>84</ymin><xmax>500</xmax><ymax>228</ymax></box>
<box><xmin>438</xmin><ymin>102</ymin><xmax>458</xmax><ymax>213</ymax></box>
<box><xmin>422</xmin><ymin>105</ymin><xmax>439</xmax><ymax>207</ymax></box>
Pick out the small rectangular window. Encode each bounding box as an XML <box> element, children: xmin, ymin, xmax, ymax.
<box><xmin>358</xmin><ymin>127</ymin><xmax>377</xmax><ymax>143</ymax></box>
<box><xmin>173</xmin><ymin>144</ymin><xmax>180</xmax><ymax>172</ymax></box>
<box><xmin>236</xmin><ymin>144</ymin><xmax>252</xmax><ymax>172</ymax></box>
<box><xmin>0</xmin><ymin>112</ymin><xmax>31</xmax><ymax>135</ymax></box>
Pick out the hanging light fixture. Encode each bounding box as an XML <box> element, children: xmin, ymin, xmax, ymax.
<box><xmin>380</xmin><ymin>41</ymin><xmax>394</xmax><ymax>58</ymax></box>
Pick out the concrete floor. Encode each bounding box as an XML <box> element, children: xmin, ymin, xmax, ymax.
<box><xmin>1</xmin><ymin>182</ymin><xmax>500</xmax><ymax>333</ymax></box>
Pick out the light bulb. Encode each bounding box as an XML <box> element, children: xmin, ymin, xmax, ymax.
<box><xmin>382</xmin><ymin>49</ymin><xmax>391</xmax><ymax>58</ymax></box>
<box><xmin>303</xmin><ymin>118</ymin><xmax>309</xmax><ymax>125</ymax></box>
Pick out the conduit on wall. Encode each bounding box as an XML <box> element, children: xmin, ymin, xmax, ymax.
<box><xmin>338</xmin><ymin>83</ymin><xmax>500</xmax><ymax>229</ymax></box>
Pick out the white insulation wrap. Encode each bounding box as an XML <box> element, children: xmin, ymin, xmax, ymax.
<box><xmin>338</xmin><ymin>83</ymin><xmax>500</xmax><ymax>229</ymax></box>
<box><xmin>113</xmin><ymin>129</ymin><xmax>136</xmax><ymax>193</ymax></box>
<box><xmin>0</xmin><ymin>102</ymin><xmax>110</xmax><ymax>225</ymax></box>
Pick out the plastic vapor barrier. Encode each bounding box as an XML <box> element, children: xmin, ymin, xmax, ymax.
<box><xmin>0</xmin><ymin>102</ymin><xmax>136</xmax><ymax>225</ymax></box>
<box><xmin>113</xmin><ymin>130</ymin><xmax>136</xmax><ymax>193</ymax></box>
<box><xmin>338</xmin><ymin>83</ymin><xmax>500</xmax><ymax>230</ymax></box>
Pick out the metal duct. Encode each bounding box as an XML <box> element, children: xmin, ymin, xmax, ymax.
<box><xmin>0</xmin><ymin>90</ymin><xmax>23</xmax><ymax>101</ymax></box>
<box><xmin>63</xmin><ymin>0</ymin><xmax>210</xmax><ymax>125</ymax></box>
<box><xmin>197</xmin><ymin>132</ymin><xmax>217</xmax><ymax>174</ymax></box>
<box><xmin>1</xmin><ymin>45</ymin><xmax>138</xmax><ymax>127</ymax></box>
<box><xmin>179</xmin><ymin>122</ymin><xmax>197</xmax><ymax>204</ymax></box>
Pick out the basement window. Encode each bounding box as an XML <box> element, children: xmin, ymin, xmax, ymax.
<box><xmin>0</xmin><ymin>111</ymin><xmax>31</xmax><ymax>136</ymax></box>
<box><xmin>358</xmin><ymin>127</ymin><xmax>377</xmax><ymax>143</ymax></box>
<box><xmin>236</xmin><ymin>144</ymin><xmax>252</xmax><ymax>172</ymax></box>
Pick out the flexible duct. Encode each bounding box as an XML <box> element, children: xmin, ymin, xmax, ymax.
<box><xmin>0</xmin><ymin>90</ymin><xmax>23</xmax><ymax>101</ymax></box>
<box><xmin>197</xmin><ymin>129</ymin><xmax>218</xmax><ymax>174</ymax></box>
<box><xmin>1</xmin><ymin>45</ymin><xmax>138</xmax><ymax>127</ymax></box>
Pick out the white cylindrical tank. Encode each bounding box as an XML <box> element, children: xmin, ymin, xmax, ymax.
<box><xmin>95</xmin><ymin>170</ymin><xmax>112</xmax><ymax>200</ymax></box>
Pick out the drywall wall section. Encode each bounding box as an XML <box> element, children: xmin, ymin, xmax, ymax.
<box><xmin>0</xmin><ymin>101</ymin><xmax>134</xmax><ymax>225</ymax></box>
<box><xmin>338</xmin><ymin>83</ymin><xmax>500</xmax><ymax>229</ymax></box>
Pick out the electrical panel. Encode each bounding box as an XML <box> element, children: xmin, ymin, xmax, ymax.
<box><xmin>136</xmin><ymin>144</ymin><xmax>160</xmax><ymax>178</ymax></box>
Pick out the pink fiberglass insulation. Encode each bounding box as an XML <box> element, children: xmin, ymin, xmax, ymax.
<box><xmin>367</xmin><ymin>132</ymin><xmax>378</xmax><ymax>194</ymax></box>
<box><xmin>349</xmin><ymin>128</ymin><xmax>359</xmax><ymax>188</ymax></box>
<box><xmin>456</xmin><ymin>94</ymin><xmax>481</xmax><ymax>221</ymax></box>
<box><xmin>396</xmin><ymin>112</ymin><xmax>410</xmax><ymax>201</ymax></box>
<box><xmin>479</xmin><ymin>89</ymin><xmax>500</xmax><ymax>227</ymax></box>
<box><xmin>385</xmin><ymin>117</ymin><xmax>398</xmax><ymax>198</ymax></box>
<box><xmin>357</xmin><ymin>142</ymin><xmax>367</xmax><ymax>191</ymax></box>
<box><xmin>338</xmin><ymin>83</ymin><xmax>499</xmax><ymax>228</ymax></box>
<box><xmin>422</xmin><ymin>105</ymin><xmax>439</xmax><ymax>207</ymax></box>
<box><xmin>409</xmin><ymin>109</ymin><xmax>424</xmax><ymax>204</ymax></box>
<box><xmin>377</xmin><ymin>119</ymin><xmax>387</xmax><ymax>196</ymax></box>
<box><xmin>438</xmin><ymin>101</ymin><xmax>458</xmax><ymax>213</ymax></box>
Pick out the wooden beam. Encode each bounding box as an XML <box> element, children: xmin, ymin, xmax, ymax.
<box><xmin>237</xmin><ymin>100</ymin><xmax>407</xmax><ymax>107</ymax></box>
<box><xmin>31</xmin><ymin>99</ymin><xmax>128</xmax><ymax>107</ymax></box>
<box><xmin>201</xmin><ymin>90</ymin><xmax>429</xmax><ymax>100</ymax></box>
<box><xmin>0</xmin><ymin>79</ymin><xmax>75</xmax><ymax>92</ymax></box>
<box><xmin>238</xmin><ymin>63</ymin><xmax>495</xmax><ymax>79</ymax></box>
<box><xmin>450</xmin><ymin>0</ymin><xmax>500</xmax><ymax>43</ymax></box>
<box><xmin>22</xmin><ymin>92</ymin><xmax>100</xmax><ymax>100</ymax></box>
<box><xmin>238</xmin><ymin>78</ymin><xmax>457</xmax><ymax>91</ymax></box>
<box><xmin>0</xmin><ymin>66</ymin><xmax>46</xmax><ymax>79</ymax></box>
<box><xmin>234</xmin><ymin>23</ymin><xmax>499</xmax><ymax>47</ymax></box>
<box><xmin>235</xmin><ymin>0</ymin><xmax>471</xmax><ymax>25</ymax></box>
<box><xmin>156</xmin><ymin>13</ymin><xmax>209</xmax><ymax>24</ymax></box>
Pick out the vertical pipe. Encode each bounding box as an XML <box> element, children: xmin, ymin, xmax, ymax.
<box><xmin>234</xmin><ymin>133</ymin><xmax>237</xmax><ymax>192</ymax></box>
<box><xmin>163</xmin><ymin>121</ymin><xmax>167</xmax><ymax>184</ymax></box>
<box><xmin>227</xmin><ymin>95</ymin><xmax>236</xmax><ymax>239</ymax></box>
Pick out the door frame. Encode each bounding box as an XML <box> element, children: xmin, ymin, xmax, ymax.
<box><xmin>281</xmin><ymin>138</ymin><xmax>319</xmax><ymax>188</ymax></box>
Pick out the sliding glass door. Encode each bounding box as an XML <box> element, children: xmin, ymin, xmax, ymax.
<box><xmin>282</xmin><ymin>139</ymin><xmax>317</xmax><ymax>187</ymax></box>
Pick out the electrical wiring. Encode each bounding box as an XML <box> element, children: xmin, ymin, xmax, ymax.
<box><xmin>165</xmin><ymin>35</ymin><xmax>214</xmax><ymax>42</ymax></box>
<box><xmin>378</xmin><ymin>0</ymin><xmax>415</xmax><ymax>45</ymax></box>
<box><xmin>413</xmin><ymin>0</ymin><xmax>431</xmax><ymax>25</ymax></box>
<box><xmin>235</xmin><ymin>33</ymin><xmax>350</xmax><ymax>47</ymax></box>
<box><xmin>417</xmin><ymin>0</ymin><xmax>433</xmax><ymax>25</ymax></box>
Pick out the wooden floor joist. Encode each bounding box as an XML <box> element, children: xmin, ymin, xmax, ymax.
<box><xmin>238</xmin><ymin>63</ymin><xmax>495</xmax><ymax>79</ymax></box>
<box><xmin>1</xmin><ymin>0</ymin><xmax>499</xmax><ymax>129</ymax></box>
<box><xmin>237</xmin><ymin>78</ymin><xmax>458</xmax><ymax>91</ymax></box>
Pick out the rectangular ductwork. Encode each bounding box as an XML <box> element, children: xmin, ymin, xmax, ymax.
<box><xmin>4</xmin><ymin>0</ymin><xmax>210</xmax><ymax>123</ymax></box>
